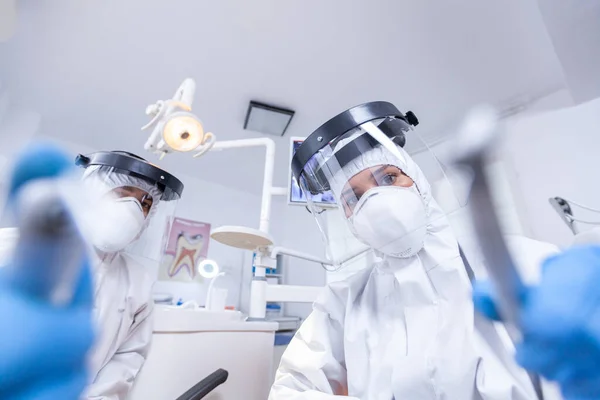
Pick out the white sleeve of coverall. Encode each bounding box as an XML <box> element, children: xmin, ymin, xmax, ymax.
<box><xmin>269</xmin><ymin>287</ymin><xmax>359</xmax><ymax>400</ymax></box>
<box><xmin>84</xmin><ymin>302</ymin><xmax>154</xmax><ymax>400</ymax></box>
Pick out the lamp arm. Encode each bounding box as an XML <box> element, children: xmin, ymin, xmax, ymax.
<box><xmin>173</xmin><ymin>79</ymin><xmax>196</xmax><ymax>109</ymax></box>
<box><xmin>205</xmin><ymin>272</ymin><xmax>226</xmax><ymax>309</ymax></box>
<box><xmin>269</xmin><ymin>245</ymin><xmax>369</xmax><ymax>268</ymax></box>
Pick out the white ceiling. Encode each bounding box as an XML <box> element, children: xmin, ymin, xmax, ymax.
<box><xmin>536</xmin><ymin>0</ymin><xmax>600</xmax><ymax>103</ymax></box>
<box><xmin>0</xmin><ymin>0</ymin><xmax>565</xmax><ymax>194</ymax></box>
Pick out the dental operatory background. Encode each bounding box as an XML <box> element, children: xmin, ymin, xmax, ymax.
<box><xmin>1</xmin><ymin>1</ymin><xmax>600</xmax><ymax>399</ymax></box>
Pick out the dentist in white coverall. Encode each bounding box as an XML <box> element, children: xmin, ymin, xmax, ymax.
<box><xmin>0</xmin><ymin>150</ymin><xmax>184</xmax><ymax>399</ymax></box>
<box><xmin>272</xmin><ymin>102</ymin><xmax>560</xmax><ymax>399</ymax></box>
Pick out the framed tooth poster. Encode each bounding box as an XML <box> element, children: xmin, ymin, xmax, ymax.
<box><xmin>158</xmin><ymin>217</ymin><xmax>211</xmax><ymax>283</ymax></box>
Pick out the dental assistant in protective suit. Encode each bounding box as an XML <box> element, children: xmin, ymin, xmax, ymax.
<box><xmin>271</xmin><ymin>102</ymin><xmax>555</xmax><ymax>399</ymax></box>
<box><xmin>76</xmin><ymin>151</ymin><xmax>183</xmax><ymax>399</ymax></box>
<box><xmin>0</xmin><ymin>150</ymin><xmax>183</xmax><ymax>399</ymax></box>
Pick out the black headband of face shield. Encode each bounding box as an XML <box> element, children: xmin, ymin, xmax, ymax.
<box><xmin>291</xmin><ymin>101</ymin><xmax>418</xmax><ymax>186</ymax></box>
<box><xmin>305</xmin><ymin>118</ymin><xmax>410</xmax><ymax>195</ymax></box>
<box><xmin>75</xmin><ymin>151</ymin><xmax>184</xmax><ymax>201</ymax></box>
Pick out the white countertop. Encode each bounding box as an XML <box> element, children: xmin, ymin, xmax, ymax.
<box><xmin>152</xmin><ymin>306</ymin><xmax>278</xmax><ymax>333</ymax></box>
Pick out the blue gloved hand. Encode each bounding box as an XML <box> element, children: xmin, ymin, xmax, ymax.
<box><xmin>0</xmin><ymin>143</ymin><xmax>94</xmax><ymax>400</ymax></box>
<box><xmin>473</xmin><ymin>246</ymin><xmax>600</xmax><ymax>400</ymax></box>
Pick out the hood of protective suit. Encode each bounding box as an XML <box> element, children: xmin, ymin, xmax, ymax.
<box><xmin>83</xmin><ymin>165</ymin><xmax>163</xmax><ymax>221</ymax></box>
<box><xmin>329</xmin><ymin>142</ymin><xmax>460</xmax><ymax>273</ymax></box>
<box><xmin>82</xmin><ymin>166</ymin><xmax>163</xmax><ymax>254</ymax></box>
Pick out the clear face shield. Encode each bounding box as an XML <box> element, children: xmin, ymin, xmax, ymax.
<box><xmin>292</xmin><ymin>101</ymin><xmax>468</xmax><ymax>259</ymax></box>
<box><xmin>75</xmin><ymin>151</ymin><xmax>184</xmax><ymax>262</ymax></box>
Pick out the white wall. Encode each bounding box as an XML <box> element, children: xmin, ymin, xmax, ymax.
<box><xmin>269</xmin><ymin>197</ymin><xmax>326</xmax><ymax>318</ymax></box>
<box><xmin>518</xmin><ymin>88</ymin><xmax>575</xmax><ymax>114</ymax></box>
<box><xmin>0</xmin><ymin>83</ymin><xmax>42</xmax><ymax>222</ymax></box>
<box><xmin>502</xmin><ymin>92</ymin><xmax>599</xmax><ymax>247</ymax></box>
<box><xmin>499</xmin><ymin>88</ymin><xmax>575</xmax><ymax>240</ymax></box>
<box><xmin>0</xmin><ymin>91</ymin><xmax>42</xmax><ymax>161</ymax></box>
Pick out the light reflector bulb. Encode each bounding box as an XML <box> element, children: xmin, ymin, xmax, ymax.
<box><xmin>163</xmin><ymin>113</ymin><xmax>205</xmax><ymax>152</ymax></box>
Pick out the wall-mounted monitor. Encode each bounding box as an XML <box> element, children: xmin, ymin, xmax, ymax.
<box><xmin>288</xmin><ymin>137</ymin><xmax>337</xmax><ymax>207</ymax></box>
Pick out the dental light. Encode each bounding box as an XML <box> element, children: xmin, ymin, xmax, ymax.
<box><xmin>198</xmin><ymin>259</ymin><xmax>220</xmax><ymax>279</ymax></box>
<box><xmin>142</xmin><ymin>78</ymin><xmax>216</xmax><ymax>160</ymax></box>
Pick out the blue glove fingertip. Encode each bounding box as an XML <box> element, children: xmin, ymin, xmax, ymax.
<box><xmin>8</xmin><ymin>142</ymin><xmax>73</xmax><ymax>199</ymax></box>
<box><xmin>472</xmin><ymin>281</ymin><xmax>502</xmax><ymax>321</ymax></box>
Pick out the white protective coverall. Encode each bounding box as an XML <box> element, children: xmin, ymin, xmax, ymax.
<box><xmin>82</xmin><ymin>167</ymin><xmax>161</xmax><ymax>400</ymax></box>
<box><xmin>270</xmin><ymin>146</ymin><xmax>561</xmax><ymax>399</ymax></box>
<box><xmin>84</xmin><ymin>251</ymin><xmax>154</xmax><ymax>399</ymax></box>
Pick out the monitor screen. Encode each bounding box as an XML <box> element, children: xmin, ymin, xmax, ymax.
<box><xmin>289</xmin><ymin>138</ymin><xmax>337</xmax><ymax>207</ymax></box>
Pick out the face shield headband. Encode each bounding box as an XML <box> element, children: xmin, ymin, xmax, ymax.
<box><xmin>75</xmin><ymin>151</ymin><xmax>184</xmax><ymax>201</ymax></box>
<box><xmin>292</xmin><ymin>102</ymin><xmax>418</xmax><ymax>195</ymax></box>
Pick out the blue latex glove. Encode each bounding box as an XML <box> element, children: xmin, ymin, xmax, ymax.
<box><xmin>0</xmin><ymin>143</ymin><xmax>94</xmax><ymax>400</ymax></box>
<box><xmin>473</xmin><ymin>246</ymin><xmax>600</xmax><ymax>400</ymax></box>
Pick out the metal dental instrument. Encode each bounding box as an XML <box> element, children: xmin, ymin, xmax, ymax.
<box><xmin>548</xmin><ymin>197</ymin><xmax>578</xmax><ymax>234</ymax></box>
<box><xmin>9</xmin><ymin>179</ymin><xmax>87</xmax><ymax>306</ymax></box>
<box><xmin>452</xmin><ymin>106</ymin><xmax>544</xmax><ymax>399</ymax></box>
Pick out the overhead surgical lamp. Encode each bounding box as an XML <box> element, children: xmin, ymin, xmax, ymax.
<box><xmin>142</xmin><ymin>78</ymin><xmax>216</xmax><ymax>159</ymax></box>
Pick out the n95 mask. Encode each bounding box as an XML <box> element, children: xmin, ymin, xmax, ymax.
<box><xmin>91</xmin><ymin>197</ymin><xmax>146</xmax><ymax>253</ymax></box>
<box><xmin>349</xmin><ymin>185</ymin><xmax>427</xmax><ymax>258</ymax></box>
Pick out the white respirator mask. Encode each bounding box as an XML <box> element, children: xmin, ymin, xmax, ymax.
<box><xmin>349</xmin><ymin>185</ymin><xmax>428</xmax><ymax>258</ymax></box>
<box><xmin>91</xmin><ymin>197</ymin><xmax>146</xmax><ymax>253</ymax></box>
